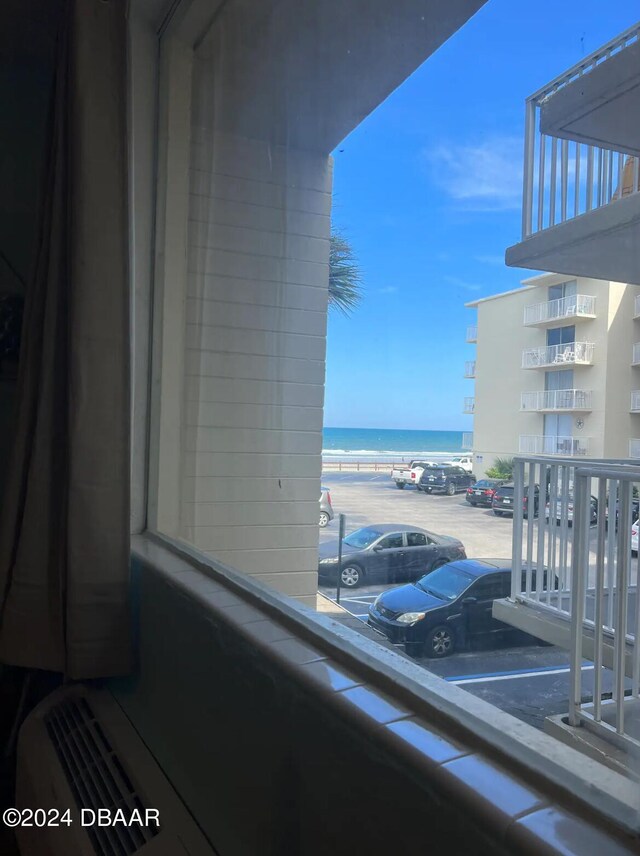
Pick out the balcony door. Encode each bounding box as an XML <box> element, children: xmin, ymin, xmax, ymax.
<box><xmin>543</xmin><ymin>412</ymin><xmax>573</xmax><ymax>453</ymax></box>
<box><xmin>547</xmin><ymin>325</ymin><xmax>575</xmax><ymax>347</ymax></box>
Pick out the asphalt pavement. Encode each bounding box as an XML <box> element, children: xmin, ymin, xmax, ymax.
<box><xmin>317</xmin><ymin>471</ymin><xmax>618</xmax><ymax>731</ymax></box>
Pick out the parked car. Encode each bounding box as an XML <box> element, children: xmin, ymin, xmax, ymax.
<box><xmin>492</xmin><ymin>483</ymin><xmax>541</xmax><ymax>517</ymax></box>
<box><xmin>444</xmin><ymin>455</ymin><xmax>474</xmax><ymax>473</ymax></box>
<box><xmin>368</xmin><ymin>558</ymin><xmax>555</xmax><ymax>658</ymax></box>
<box><xmin>319</xmin><ymin>487</ymin><xmax>334</xmax><ymax>527</ymax></box>
<box><xmin>391</xmin><ymin>460</ymin><xmax>437</xmax><ymax>490</ymax></box>
<box><xmin>318</xmin><ymin>524</ymin><xmax>466</xmax><ymax>589</ymax></box>
<box><xmin>605</xmin><ymin>497</ymin><xmax>640</xmax><ymax>531</ymax></box>
<box><xmin>545</xmin><ymin>493</ymin><xmax>598</xmax><ymax>526</ymax></box>
<box><xmin>419</xmin><ymin>466</ymin><xmax>475</xmax><ymax>496</ymax></box>
<box><xmin>465</xmin><ymin>479</ymin><xmax>506</xmax><ymax>508</ymax></box>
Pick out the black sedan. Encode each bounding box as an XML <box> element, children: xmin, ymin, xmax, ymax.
<box><xmin>318</xmin><ymin>524</ymin><xmax>466</xmax><ymax>589</ymax></box>
<box><xmin>368</xmin><ymin>558</ymin><xmax>547</xmax><ymax>658</ymax></box>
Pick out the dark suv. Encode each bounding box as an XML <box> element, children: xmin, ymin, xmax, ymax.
<box><xmin>419</xmin><ymin>466</ymin><xmax>475</xmax><ymax>496</ymax></box>
<box><xmin>492</xmin><ymin>483</ymin><xmax>541</xmax><ymax>517</ymax></box>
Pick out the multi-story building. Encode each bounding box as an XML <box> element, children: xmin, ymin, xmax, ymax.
<box><xmin>465</xmin><ymin>274</ymin><xmax>640</xmax><ymax>478</ymax></box>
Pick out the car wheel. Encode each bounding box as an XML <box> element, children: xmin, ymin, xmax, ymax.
<box><xmin>340</xmin><ymin>565</ymin><xmax>362</xmax><ymax>588</ymax></box>
<box><xmin>396</xmin><ymin>482</ymin><xmax>405</xmax><ymax>490</ymax></box>
<box><xmin>319</xmin><ymin>511</ymin><xmax>330</xmax><ymax>528</ymax></box>
<box><xmin>425</xmin><ymin>625</ymin><xmax>455</xmax><ymax>658</ymax></box>
<box><xmin>446</xmin><ymin>482</ymin><xmax>456</xmax><ymax>497</ymax></box>
<box><xmin>494</xmin><ymin>510</ymin><xmax>503</xmax><ymax>517</ymax></box>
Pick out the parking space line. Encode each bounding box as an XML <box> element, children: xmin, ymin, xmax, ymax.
<box><xmin>448</xmin><ymin>664</ymin><xmax>594</xmax><ymax>685</ymax></box>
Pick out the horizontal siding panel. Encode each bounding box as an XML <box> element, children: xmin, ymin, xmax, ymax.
<box><xmin>189</xmin><ymin>170</ymin><xmax>331</xmax><ymax>216</ymax></box>
<box><xmin>184</xmin><ymin>351</ymin><xmax>325</xmax><ymax>384</ymax></box>
<box><xmin>183</xmin><ymin>401</ymin><xmax>322</xmax><ymax>432</ymax></box>
<box><xmin>182</xmin><ymin>452</ymin><xmax>320</xmax><ymax>479</ymax></box>
<box><xmin>189</xmin><ymin>196</ymin><xmax>330</xmax><ymax>241</ymax></box>
<box><xmin>187</xmin><ymin>274</ymin><xmax>328</xmax><ymax>312</ymax></box>
<box><xmin>201</xmin><ymin>551</ymin><xmax>319</xmax><ymax>581</ymax></box>
<box><xmin>188</xmin><ymin>220</ymin><xmax>329</xmax><ymax>265</ymax></box>
<box><xmin>183</xmin><ymin>401</ymin><xmax>323</xmax><ymax>432</ymax></box>
<box><xmin>181</xmin><ymin>476</ymin><xmax>319</xmax><ymax>502</ymax></box>
<box><xmin>182</xmin><ymin>500</ymin><xmax>318</xmax><ymax>527</ymax></box>
<box><xmin>182</xmin><ymin>524</ymin><xmax>319</xmax><ymax>551</ymax></box>
<box><xmin>188</xmin><ymin>246</ymin><xmax>329</xmax><ymax>288</ymax></box>
<box><xmin>184</xmin><ymin>376</ymin><xmax>324</xmax><ymax>407</ymax></box>
<box><xmin>185</xmin><ymin>298</ymin><xmax>327</xmax><ymax>337</ymax></box>
<box><xmin>184</xmin><ymin>324</ymin><xmax>326</xmax><ymax>361</ymax></box>
<box><xmin>190</xmin><ymin>132</ymin><xmax>332</xmax><ymax>193</ymax></box>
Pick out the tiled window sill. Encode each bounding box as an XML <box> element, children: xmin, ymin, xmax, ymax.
<box><xmin>131</xmin><ymin>532</ymin><xmax>640</xmax><ymax>851</ymax></box>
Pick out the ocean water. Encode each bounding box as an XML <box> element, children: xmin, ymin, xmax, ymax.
<box><xmin>322</xmin><ymin>427</ymin><xmax>465</xmax><ymax>461</ymax></box>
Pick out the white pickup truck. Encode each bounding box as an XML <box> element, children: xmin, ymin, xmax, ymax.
<box><xmin>391</xmin><ymin>461</ymin><xmax>436</xmax><ymax>489</ymax></box>
<box><xmin>442</xmin><ymin>455</ymin><xmax>474</xmax><ymax>473</ymax></box>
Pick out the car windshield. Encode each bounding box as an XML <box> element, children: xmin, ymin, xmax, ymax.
<box><xmin>416</xmin><ymin>565</ymin><xmax>474</xmax><ymax>601</ymax></box>
<box><xmin>498</xmin><ymin>486</ymin><xmax>514</xmax><ymax>495</ymax></box>
<box><xmin>343</xmin><ymin>527</ymin><xmax>384</xmax><ymax>549</ymax></box>
<box><xmin>474</xmin><ymin>480</ymin><xmax>496</xmax><ymax>488</ymax></box>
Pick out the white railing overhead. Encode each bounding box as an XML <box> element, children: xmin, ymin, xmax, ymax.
<box><xmin>635</xmin><ymin>293</ymin><xmax>640</xmax><ymax>319</ymax></box>
<box><xmin>519</xmin><ymin>435</ymin><xmax>589</xmax><ymax>457</ymax></box>
<box><xmin>464</xmin><ymin>360</ymin><xmax>476</xmax><ymax>378</ymax></box>
<box><xmin>522</xmin><ymin>341</ymin><xmax>594</xmax><ymax>369</ymax></box>
<box><xmin>630</xmin><ymin>439</ymin><xmax>640</xmax><ymax>459</ymax></box>
<box><xmin>461</xmin><ymin>432</ymin><xmax>473</xmax><ymax>450</ymax></box>
<box><xmin>521</xmin><ymin>23</ymin><xmax>640</xmax><ymax>239</ymax></box>
<box><xmin>510</xmin><ymin>456</ymin><xmax>640</xmax><ymax>754</ymax></box>
<box><xmin>631</xmin><ymin>391</ymin><xmax>640</xmax><ymax>412</ymax></box>
<box><xmin>523</xmin><ymin>294</ymin><xmax>596</xmax><ymax>326</ymax></box>
<box><xmin>521</xmin><ymin>389</ymin><xmax>592</xmax><ymax>412</ymax></box>
<box><xmin>463</xmin><ymin>397</ymin><xmax>475</xmax><ymax>414</ymax></box>
<box><xmin>466</xmin><ymin>325</ymin><xmax>478</xmax><ymax>343</ymax></box>
<box><xmin>633</xmin><ymin>343</ymin><xmax>640</xmax><ymax>365</ymax></box>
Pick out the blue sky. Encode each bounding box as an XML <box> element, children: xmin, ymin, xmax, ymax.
<box><xmin>324</xmin><ymin>0</ymin><xmax>639</xmax><ymax>431</ymax></box>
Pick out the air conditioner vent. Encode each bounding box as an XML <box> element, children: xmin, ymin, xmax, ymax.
<box><xmin>45</xmin><ymin>697</ymin><xmax>159</xmax><ymax>856</ymax></box>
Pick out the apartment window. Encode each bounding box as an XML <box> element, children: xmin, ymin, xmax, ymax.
<box><xmin>547</xmin><ymin>325</ymin><xmax>575</xmax><ymax>347</ymax></box>
<box><xmin>548</xmin><ymin>280</ymin><xmax>577</xmax><ymax>301</ymax></box>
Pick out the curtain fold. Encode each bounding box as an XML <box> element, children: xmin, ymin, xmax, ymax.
<box><xmin>0</xmin><ymin>0</ymin><xmax>132</xmax><ymax>679</ymax></box>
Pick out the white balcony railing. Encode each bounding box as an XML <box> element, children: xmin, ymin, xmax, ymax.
<box><xmin>521</xmin><ymin>341</ymin><xmax>594</xmax><ymax>369</ymax></box>
<box><xmin>520</xmin><ymin>389</ymin><xmax>592</xmax><ymax>412</ymax></box>
<box><xmin>523</xmin><ymin>294</ymin><xmax>595</xmax><ymax>327</ymax></box>
<box><xmin>631</xmin><ymin>392</ymin><xmax>640</xmax><ymax>413</ymax></box>
<box><xmin>464</xmin><ymin>360</ymin><xmax>476</xmax><ymax>378</ymax></box>
<box><xmin>463</xmin><ymin>397</ymin><xmax>475</xmax><ymax>414</ymax></box>
<box><xmin>519</xmin><ymin>435</ymin><xmax>589</xmax><ymax>456</ymax></box>
<box><xmin>461</xmin><ymin>432</ymin><xmax>473</xmax><ymax>450</ymax></box>
<box><xmin>630</xmin><ymin>439</ymin><xmax>640</xmax><ymax>459</ymax></box>
<box><xmin>510</xmin><ymin>456</ymin><xmax>640</xmax><ymax>755</ymax></box>
<box><xmin>466</xmin><ymin>325</ymin><xmax>477</xmax><ymax>343</ymax></box>
<box><xmin>635</xmin><ymin>293</ymin><xmax>640</xmax><ymax>319</ymax></box>
<box><xmin>633</xmin><ymin>343</ymin><xmax>640</xmax><ymax>365</ymax></box>
<box><xmin>521</xmin><ymin>23</ymin><xmax>640</xmax><ymax>239</ymax></box>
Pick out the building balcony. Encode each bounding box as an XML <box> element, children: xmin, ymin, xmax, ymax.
<box><xmin>505</xmin><ymin>24</ymin><xmax>640</xmax><ymax>284</ymax></box>
<box><xmin>466</xmin><ymin>325</ymin><xmax>477</xmax><ymax>343</ymax></box>
<box><xmin>633</xmin><ymin>343</ymin><xmax>640</xmax><ymax>365</ymax></box>
<box><xmin>518</xmin><ymin>435</ymin><xmax>589</xmax><ymax>456</ymax></box>
<box><xmin>523</xmin><ymin>294</ymin><xmax>596</xmax><ymax>327</ymax></box>
<box><xmin>494</xmin><ymin>456</ymin><xmax>640</xmax><ymax>773</ymax></box>
<box><xmin>521</xmin><ymin>341</ymin><xmax>594</xmax><ymax>370</ymax></box>
<box><xmin>521</xmin><ymin>388</ymin><xmax>593</xmax><ymax>412</ymax></box>
<box><xmin>464</xmin><ymin>360</ymin><xmax>476</xmax><ymax>378</ymax></box>
<box><xmin>631</xmin><ymin>391</ymin><xmax>640</xmax><ymax>412</ymax></box>
<box><xmin>630</xmin><ymin>439</ymin><xmax>640</xmax><ymax>458</ymax></box>
<box><xmin>463</xmin><ymin>397</ymin><xmax>475</xmax><ymax>414</ymax></box>
<box><xmin>462</xmin><ymin>432</ymin><xmax>473</xmax><ymax>449</ymax></box>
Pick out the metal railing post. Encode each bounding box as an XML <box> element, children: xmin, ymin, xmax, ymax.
<box><xmin>512</xmin><ymin>460</ymin><xmax>525</xmax><ymax>599</ymax></box>
<box><xmin>522</xmin><ymin>100</ymin><xmax>536</xmax><ymax>238</ymax></box>
<box><xmin>568</xmin><ymin>471</ymin><xmax>589</xmax><ymax>726</ymax></box>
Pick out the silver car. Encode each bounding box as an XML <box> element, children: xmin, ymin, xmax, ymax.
<box><xmin>319</xmin><ymin>487</ymin><xmax>334</xmax><ymax>527</ymax></box>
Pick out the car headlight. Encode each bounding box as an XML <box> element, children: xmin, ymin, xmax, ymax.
<box><xmin>319</xmin><ymin>557</ymin><xmax>339</xmax><ymax>564</ymax></box>
<box><xmin>397</xmin><ymin>612</ymin><xmax>426</xmax><ymax>625</ymax></box>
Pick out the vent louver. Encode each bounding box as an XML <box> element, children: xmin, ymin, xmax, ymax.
<box><xmin>45</xmin><ymin>697</ymin><xmax>160</xmax><ymax>856</ymax></box>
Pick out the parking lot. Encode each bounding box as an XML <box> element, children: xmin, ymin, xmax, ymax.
<box><xmin>317</xmin><ymin>472</ymin><xmax>619</xmax><ymax>730</ymax></box>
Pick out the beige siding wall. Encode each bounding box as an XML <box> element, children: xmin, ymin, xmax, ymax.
<box><xmin>174</xmin><ymin>57</ymin><xmax>332</xmax><ymax>605</ymax></box>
